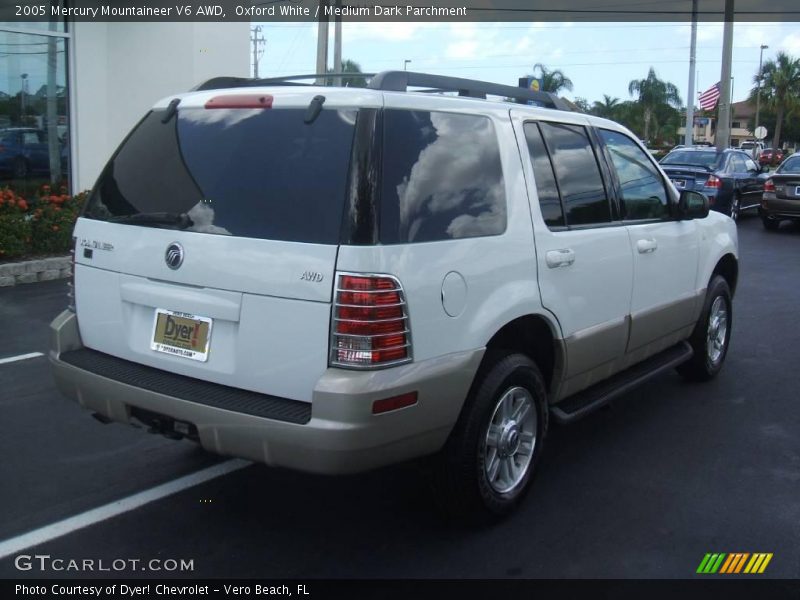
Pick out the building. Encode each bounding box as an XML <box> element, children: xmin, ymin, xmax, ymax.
<box><xmin>0</xmin><ymin>21</ymin><xmax>249</xmax><ymax>192</ymax></box>
<box><xmin>677</xmin><ymin>100</ymin><xmax>760</xmax><ymax>148</ymax></box>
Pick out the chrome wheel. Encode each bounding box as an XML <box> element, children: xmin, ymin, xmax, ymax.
<box><xmin>707</xmin><ymin>296</ymin><xmax>728</xmax><ymax>365</ymax></box>
<box><xmin>730</xmin><ymin>196</ymin><xmax>740</xmax><ymax>221</ymax></box>
<box><xmin>482</xmin><ymin>386</ymin><xmax>537</xmax><ymax>494</ymax></box>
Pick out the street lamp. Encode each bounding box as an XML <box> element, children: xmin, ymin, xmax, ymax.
<box><xmin>20</xmin><ymin>73</ymin><xmax>28</xmax><ymax>120</ymax></box>
<box><xmin>755</xmin><ymin>44</ymin><xmax>768</xmax><ymax>136</ymax></box>
<box><xmin>403</xmin><ymin>59</ymin><xmax>411</xmax><ymax>71</ymax></box>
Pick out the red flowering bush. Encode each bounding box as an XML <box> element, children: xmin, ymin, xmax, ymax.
<box><xmin>0</xmin><ymin>188</ymin><xmax>33</xmax><ymax>260</ymax></box>
<box><xmin>0</xmin><ymin>185</ymin><xmax>89</xmax><ymax>261</ymax></box>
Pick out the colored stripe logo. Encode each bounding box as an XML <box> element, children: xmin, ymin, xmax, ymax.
<box><xmin>697</xmin><ymin>553</ymin><xmax>773</xmax><ymax>574</ymax></box>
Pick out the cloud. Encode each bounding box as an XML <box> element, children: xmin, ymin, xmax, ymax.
<box><xmin>780</xmin><ymin>32</ymin><xmax>800</xmax><ymax>55</ymax></box>
<box><xmin>446</xmin><ymin>40</ymin><xmax>480</xmax><ymax>60</ymax></box>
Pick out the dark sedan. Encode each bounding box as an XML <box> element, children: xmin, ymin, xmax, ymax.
<box><xmin>0</xmin><ymin>127</ymin><xmax>51</xmax><ymax>178</ymax></box>
<box><xmin>760</xmin><ymin>152</ymin><xmax>800</xmax><ymax>230</ymax></box>
<box><xmin>660</xmin><ymin>147</ymin><xmax>766</xmax><ymax>221</ymax></box>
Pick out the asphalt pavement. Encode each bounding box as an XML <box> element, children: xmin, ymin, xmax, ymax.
<box><xmin>1</xmin><ymin>214</ymin><xmax>798</xmax><ymax>579</ymax></box>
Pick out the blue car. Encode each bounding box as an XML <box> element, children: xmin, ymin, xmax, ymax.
<box><xmin>0</xmin><ymin>127</ymin><xmax>54</xmax><ymax>179</ymax></box>
<box><xmin>660</xmin><ymin>147</ymin><xmax>767</xmax><ymax>221</ymax></box>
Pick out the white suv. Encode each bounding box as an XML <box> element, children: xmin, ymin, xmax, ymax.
<box><xmin>50</xmin><ymin>72</ymin><xmax>738</xmax><ymax>520</ymax></box>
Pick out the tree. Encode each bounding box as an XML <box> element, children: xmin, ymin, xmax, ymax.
<box><xmin>531</xmin><ymin>63</ymin><xmax>573</xmax><ymax>94</ymax></box>
<box><xmin>751</xmin><ymin>52</ymin><xmax>800</xmax><ymax>151</ymax></box>
<box><xmin>628</xmin><ymin>67</ymin><xmax>682</xmax><ymax>142</ymax></box>
<box><xmin>327</xmin><ymin>59</ymin><xmax>367</xmax><ymax>88</ymax></box>
<box><xmin>591</xmin><ymin>95</ymin><xmax>621</xmax><ymax>119</ymax></box>
<box><xmin>573</xmin><ymin>97</ymin><xmax>591</xmax><ymax>113</ymax></box>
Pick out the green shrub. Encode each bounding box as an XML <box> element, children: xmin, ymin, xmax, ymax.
<box><xmin>0</xmin><ymin>188</ymin><xmax>32</xmax><ymax>260</ymax></box>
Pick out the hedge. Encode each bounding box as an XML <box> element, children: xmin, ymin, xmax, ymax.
<box><xmin>0</xmin><ymin>185</ymin><xmax>88</xmax><ymax>261</ymax></box>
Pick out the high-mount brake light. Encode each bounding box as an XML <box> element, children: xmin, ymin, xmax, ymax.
<box><xmin>330</xmin><ymin>273</ymin><xmax>412</xmax><ymax>369</ymax></box>
<box><xmin>204</xmin><ymin>94</ymin><xmax>274</xmax><ymax>109</ymax></box>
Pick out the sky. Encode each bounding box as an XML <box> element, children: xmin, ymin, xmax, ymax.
<box><xmin>253</xmin><ymin>21</ymin><xmax>800</xmax><ymax>107</ymax></box>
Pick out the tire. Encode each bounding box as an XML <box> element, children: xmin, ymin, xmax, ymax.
<box><xmin>762</xmin><ymin>216</ymin><xmax>779</xmax><ymax>231</ymax></box>
<box><xmin>12</xmin><ymin>157</ymin><xmax>28</xmax><ymax>179</ymax></box>
<box><xmin>729</xmin><ymin>194</ymin><xmax>740</xmax><ymax>221</ymax></box>
<box><xmin>677</xmin><ymin>275</ymin><xmax>732</xmax><ymax>382</ymax></box>
<box><xmin>429</xmin><ymin>352</ymin><xmax>548</xmax><ymax>522</ymax></box>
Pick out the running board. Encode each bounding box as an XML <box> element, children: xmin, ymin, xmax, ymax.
<box><xmin>550</xmin><ymin>341</ymin><xmax>693</xmax><ymax>425</ymax></box>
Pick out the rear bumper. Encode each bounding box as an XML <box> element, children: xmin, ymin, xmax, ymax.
<box><xmin>760</xmin><ymin>195</ymin><xmax>800</xmax><ymax>219</ymax></box>
<box><xmin>50</xmin><ymin>310</ymin><xmax>483</xmax><ymax>475</ymax></box>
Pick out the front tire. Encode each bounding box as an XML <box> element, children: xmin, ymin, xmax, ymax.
<box><xmin>729</xmin><ymin>194</ymin><xmax>741</xmax><ymax>221</ymax></box>
<box><xmin>430</xmin><ymin>352</ymin><xmax>548</xmax><ymax>522</ymax></box>
<box><xmin>677</xmin><ymin>275</ymin><xmax>732</xmax><ymax>381</ymax></box>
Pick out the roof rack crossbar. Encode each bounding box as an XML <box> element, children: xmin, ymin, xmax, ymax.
<box><xmin>192</xmin><ymin>73</ymin><xmax>375</xmax><ymax>92</ymax></box>
<box><xmin>368</xmin><ymin>71</ymin><xmax>570</xmax><ymax>110</ymax></box>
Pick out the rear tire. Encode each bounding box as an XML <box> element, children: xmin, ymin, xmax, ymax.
<box><xmin>677</xmin><ymin>275</ymin><xmax>732</xmax><ymax>382</ymax></box>
<box><xmin>762</xmin><ymin>216</ymin><xmax>779</xmax><ymax>231</ymax></box>
<box><xmin>12</xmin><ymin>157</ymin><xmax>28</xmax><ymax>179</ymax></box>
<box><xmin>729</xmin><ymin>194</ymin><xmax>740</xmax><ymax>221</ymax></box>
<box><xmin>429</xmin><ymin>352</ymin><xmax>548</xmax><ymax>523</ymax></box>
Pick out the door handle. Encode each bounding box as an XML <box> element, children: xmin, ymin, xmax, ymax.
<box><xmin>546</xmin><ymin>248</ymin><xmax>575</xmax><ymax>268</ymax></box>
<box><xmin>637</xmin><ymin>238</ymin><xmax>658</xmax><ymax>254</ymax></box>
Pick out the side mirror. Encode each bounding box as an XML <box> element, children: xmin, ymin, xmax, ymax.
<box><xmin>678</xmin><ymin>190</ymin><xmax>710</xmax><ymax>220</ymax></box>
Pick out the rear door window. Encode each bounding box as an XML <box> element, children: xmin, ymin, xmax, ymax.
<box><xmin>523</xmin><ymin>122</ymin><xmax>565</xmax><ymax>228</ymax></box>
<box><xmin>538</xmin><ymin>122</ymin><xmax>612</xmax><ymax>226</ymax></box>
<box><xmin>380</xmin><ymin>109</ymin><xmax>506</xmax><ymax>243</ymax></box>
<box><xmin>84</xmin><ymin>107</ymin><xmax>357</xmax><ymax>244</ymax></box>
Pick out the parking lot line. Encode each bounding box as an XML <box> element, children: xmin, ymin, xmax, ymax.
<box><xmin>0</xmin><ymin>352</ymin><xmax>44</xmax><ymax>365</ymax></box>
<box><xmin>0</xmin><ymin>459</ymin><xmax>250</xmax><ymax>560</ymax></box>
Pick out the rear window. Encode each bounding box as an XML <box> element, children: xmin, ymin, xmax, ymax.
<box><xmin>778</xmin><ymin>157</ymin><xmax>800</xmax><ymax>173</ymax></box>
<box><xmin>661</xmin><ymin>150</ymin><xmax>722</xmax><ymax>169</ymax></box>
<box><xmin>84</xmin><ymin>107</ymin><xmax>357</xmax><ymax>244</ymax></box>
<box><xmin>380</xmin><ymin>109</ymin><xmax>506</xmax><ymax>244</ymax></box>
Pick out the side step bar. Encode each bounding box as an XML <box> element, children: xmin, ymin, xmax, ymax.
<box><xmin>551</xmin><ymin>342</ymin><xmax>693</xmax><ymax>425</ymax></box>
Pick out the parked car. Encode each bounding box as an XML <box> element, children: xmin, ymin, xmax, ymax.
<box><xmin>49</xmin><ymin>72</ymin><xmax>738</xmax><ymax>520</ymax></box>
<box><xmin>758</xmin><ymin>147</ymin><xmax>784</xmax><ymax>167</ymax></box>
<box><xmin>0</xmin><ymin>127</ymin><xmax>50</xmax><ymax>178</ymax></box>
<box><xmin>660</xmin><ymin>147</ymin><xmax>766</xmax><ymax>220</ymax></box>
<box><xmin>760</xmin><ymin>152</ymin><xmax>800</xmax><ymax>230</ymax></box>
<box><xmin>739</xmin><ymin>140</ymin><xmax>764</xmax><ymax>160</ymax></box>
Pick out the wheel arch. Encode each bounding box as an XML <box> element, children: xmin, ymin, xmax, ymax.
<box><xmin>712</xmin><ymin>253</ymin><xmax>738</xmax><ymax>297</ymax></box>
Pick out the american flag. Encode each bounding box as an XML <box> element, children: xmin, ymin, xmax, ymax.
<box><xmin>699</xmin><ymin>82</ymin><xmax>721</xmax><ymax>111</ymax></box>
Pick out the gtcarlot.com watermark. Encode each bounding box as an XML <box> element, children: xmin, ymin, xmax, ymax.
<box><xmin>14</xmin><ymin>553</ymin><xmax>194</xmax><ymax>573</ymax></box>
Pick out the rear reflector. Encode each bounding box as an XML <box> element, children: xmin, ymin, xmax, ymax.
<box><xmin>372</xmin><ymin>392</ymin><xmax>418</xmax><ymax>415</ymax></box>
<box><xmin>205</xmin><ymin>94</ymin><xmax>273</xmax><ymax>109</ymax></box>
<box><xmin>330</xmin><ymin>273</ymin><xmax>412</xmax><ymax>369</ymax></box>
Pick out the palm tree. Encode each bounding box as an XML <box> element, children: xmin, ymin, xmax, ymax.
<box><xmin>628</xmin><ymin>67</ymin><xmax>681</xmax><ymax>142</ymax></box>
<box><xmin>592</xmin><ymin>95</ymin><xmax>621</xmax><ymax>119</ymax></box>
<box><xmin>752</xmin><ymin>52</ymin><xmax>800</xmax><ymax>152</ymax></box>
<box><xmin>531</xmin><ymin>63</ymin><xmax>573</xmax><ymax>94</ymax></box>
<box><xmin>327</xmin><ymin>59</ymin><xmax>367</xmax><ymax>88</ymax></box>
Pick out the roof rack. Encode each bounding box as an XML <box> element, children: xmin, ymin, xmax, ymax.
<box><xmin>192</xmin><ymin>70</ymin><xmax>571</xmax><ymax>111</ymax></box>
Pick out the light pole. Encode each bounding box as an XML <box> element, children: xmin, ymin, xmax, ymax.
<box><xmin>20</xmin><ymin>73</ymin><xmax>28</xmax><ymax>120</ymax></box>
<box><xmin>755</xmin><ymin>44</ymin><xmax>768</xmax><ymax>135</ymax></box>
<box><xmin>403</xmin><ymin>59</ymin><xmax>411</xmax><ymax>71</ymax></box>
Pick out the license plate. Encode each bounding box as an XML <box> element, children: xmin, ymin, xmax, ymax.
<box><xmin>672</xmin><ymin>179</ymin><xmax>686</xmax><ymax>189</ymax></box>
<box><xmin>150</xmin><ymin>309</ymin><xmax>212</xmax><ymax>362</ymax></box>
<box><xmin>795</xmin><ymin>186</ymin><xmax>800</xmax><ymax>196</ymax></box>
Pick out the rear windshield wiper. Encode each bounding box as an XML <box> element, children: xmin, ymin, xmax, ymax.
<box><xmin>108</xmin><ymin>212</ymin><xmax>194</xmax><ymax>229</ymax></box>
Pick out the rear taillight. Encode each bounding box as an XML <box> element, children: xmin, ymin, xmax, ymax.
<box><xmin>764</xmin><ymin>179</ymin><xmax>775</xmax><ymax>193</ymax></box>
<box><xmin>67</xmin><ymin>236</ymin><xmax>76</xmax><ymax>311</ymax></box>
<box><xmin>705</xmin><ymin>175</ymin><xmax>721</xmax><ymax>189</ymax></box>
<box><xmin>330</xmin><ymin>273</ymin><xmax>412</xmax><ymax>369</ymax></box>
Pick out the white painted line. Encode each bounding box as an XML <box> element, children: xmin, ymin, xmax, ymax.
<box><xmin>0</xmin><ymin>459</ymin><xmax>250</xmax><ymax>560</ymax></box>
<box><xmin>0</xmin><ymin>352</ymin><xmax>44</xmax><ymax>365</ymax></box>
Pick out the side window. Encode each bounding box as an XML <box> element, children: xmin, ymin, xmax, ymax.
<box><xmin>538</xmin><ymin>122</ymin><xmax>611</xmax><ymax>226</ymax></box>
<box><xmin>744</xmin><ymin>158</ymin><xmax>759</xmax><ymax>172</ymax></box>
<box><xmin>599</xmin><ymin>129</ymin><xmax>670</xmax><ymax>221</ymax></box>
<box><xmin>22</xmin><ymin>132</ymin><xmax>40</xmax><ymax>145</ymax></box>
<box><xmin>523</xmin><ymin>122</ymin><xmax>565</xmax><ymax>228</ymax></box>
<box><xmin>380</xmin><ymin>109</ymin><xmax>506</xmax><ymax>244</ymax></box>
